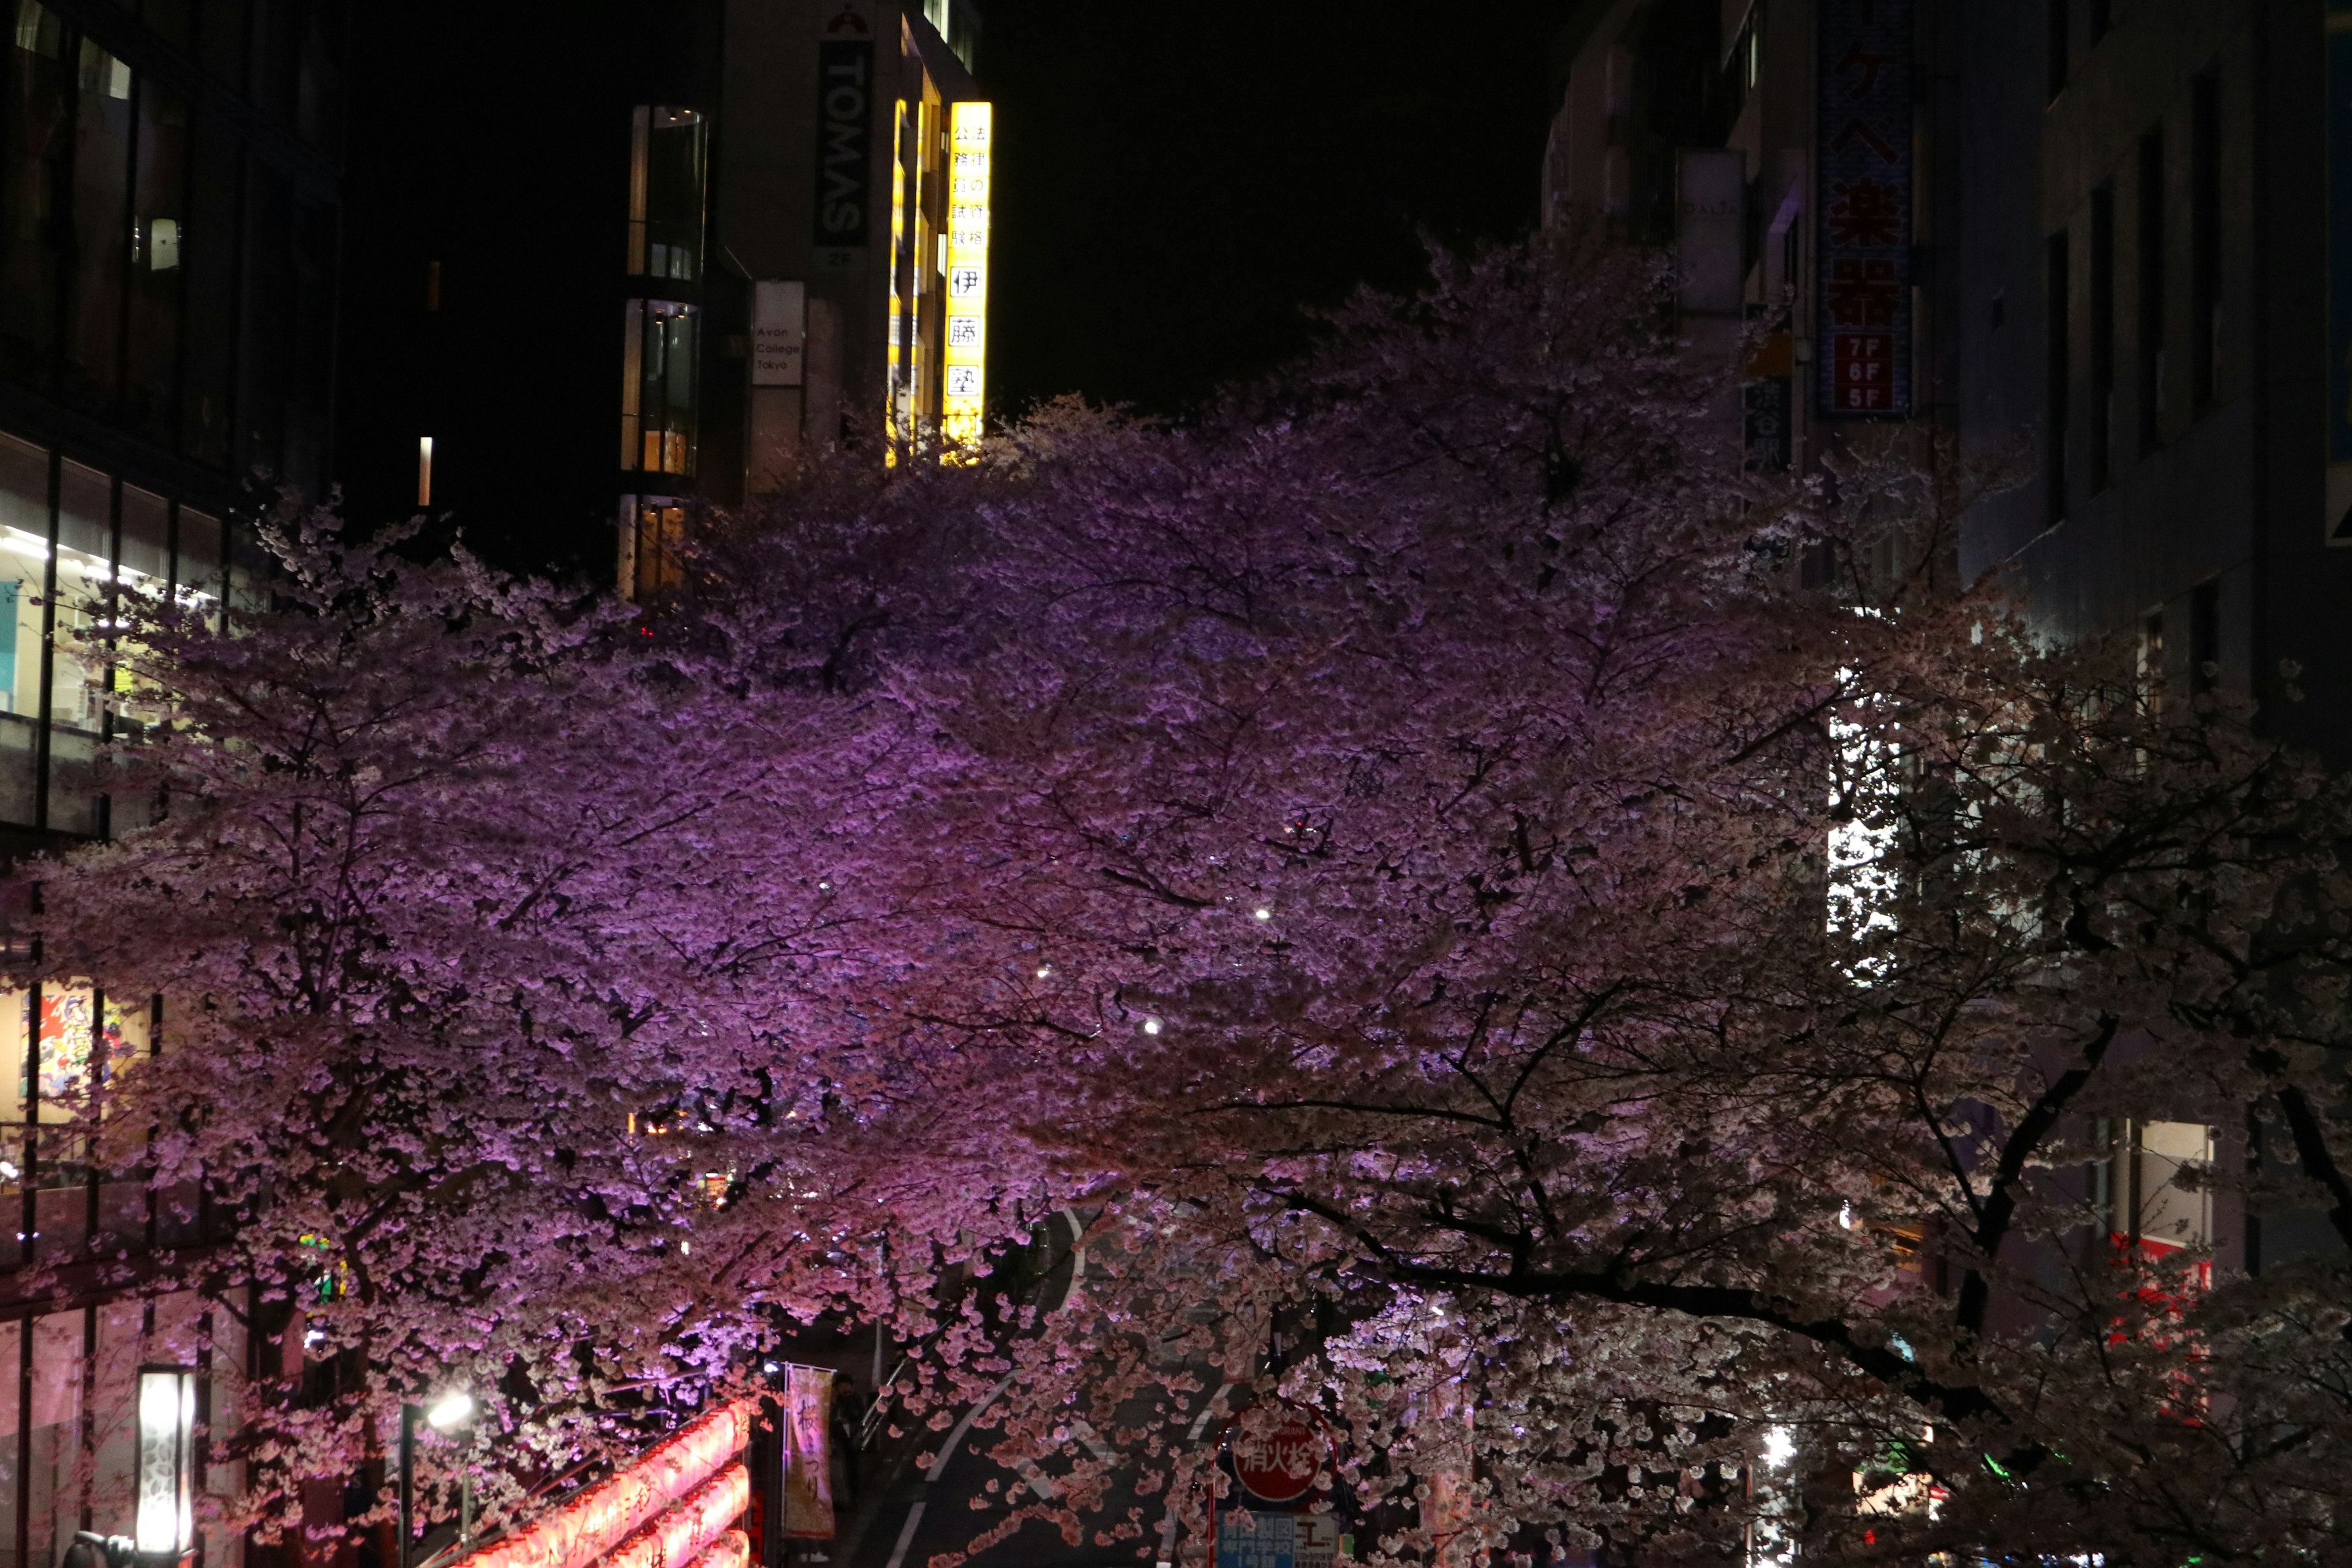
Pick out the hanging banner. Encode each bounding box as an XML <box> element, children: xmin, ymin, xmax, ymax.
<box><xmin>782</xmin><ymin>1365</ymin><xmax>836</xmax><ymax>1539</ymax></box>
<box><xmin>1815</xmin><ymin>0</ymin><xmax>1913</xmax><ymax>418</ymax></box>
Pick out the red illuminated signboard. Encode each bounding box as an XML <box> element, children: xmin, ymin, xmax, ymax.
<box><xmin>1815</xmin><ymin>0</ymin><xmax>1913</xmax><ymax>418</ymax></box>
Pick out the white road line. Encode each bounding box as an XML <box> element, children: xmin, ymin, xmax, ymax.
<box><xmin>1163</xmin><ymin>1384</ymin><xmax>1240</xmax><ymax>1567</ymax></box>
<box><xmin>881</xmin><ymin>1499</ymin><xmax>926</xmax><ymax>1568</ymax></box>
<box><xmin>927</xmin><ymin>1373</ymin><xmax>1015</xmax><ymax>1483</ymax></box>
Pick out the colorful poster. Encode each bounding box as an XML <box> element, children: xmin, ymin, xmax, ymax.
<box><xmin>782</xmin><ymin>1365</ymin><xmax>835</xmax><ymax>1539</ymax></box>
<box><xmin>37</xmin><ymin>991</ymin><xmax>134</xmax><ymax>1107</ymax></box>
<box><xmin>1815</xmin><ymin>0</ymin><xmax>1914</xmax><ymax>418</ymax></box>
<box><xmin>1215</xmin><ymin>1511</ymin><xmax>1337</xmax><ymax>1568</ymax></box>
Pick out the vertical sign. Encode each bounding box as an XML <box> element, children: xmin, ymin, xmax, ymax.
<box><xmin>941</xmin><ymin>100</ymin><xmax>992</xmax><ymax>449</ymax></box>
<box><xmin>752</xmin><ymin>281</ymin><xmax>805</xmax><ymax>386</ymax></box>
<box><xmin>2328</xmin><ymin>1</ymin><xmax>2352</xmax><ymax>540</ymax></box>
<box><xmin>782</xmin><ymin>1365</ymin><xmax>835</xmax><ymax>1539</ymax></box>
<box><xmin>812</xmin><ymin>37</ymin><xmax>875</xmax><ymax>252</ymax></box>
<box><xmin>887</xmin><ymin>98</ymin><xmax>909</xmax><ymax>439</ymax></box>
<box><xmin>1815</xmin><ymin>0</ymin><xmax>1913</xmax><ymax>418</ymax></box>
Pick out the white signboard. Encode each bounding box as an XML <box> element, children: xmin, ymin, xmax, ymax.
<box><xmin>753</xmin><ymin>280</ymin><xmax>807</xmax><ymax>386</ymax></box>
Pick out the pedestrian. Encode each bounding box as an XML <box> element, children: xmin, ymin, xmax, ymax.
<box><xmin>831</xmin><ymin>1371</ymin><xmax>867</xmax><ymax>1505</ymax></box>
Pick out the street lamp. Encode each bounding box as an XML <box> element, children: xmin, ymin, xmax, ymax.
<box><xmin>399</xmin><ymin>1391</ymin><xmax>477</xmax><ymax>1568</ymax></box>
<box><xmin>135</xmin><ymin>1368</ymin><xmax>198</xmax><ymax>1566</ymax></box>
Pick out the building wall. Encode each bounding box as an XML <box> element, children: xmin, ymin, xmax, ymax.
<box><xmin>337</xmin><ymin>0</ymin><xmax>986</xmax><ymax>594</ymax></box>
<box><xmin>1548</xmin><ymin>1</ymin><xmax>2347</xmax><ymax>774</ymax></box>
<box><xmin>1542</xmin><ymin>0</ymin><xmax>2348</xmax><ymax>1282</ymax></box>
<box><xmin>0</xmin><ymin>3</ymin><xmax>343</xmax><ymax>1566</ymax></box>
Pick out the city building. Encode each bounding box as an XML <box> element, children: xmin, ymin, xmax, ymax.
<box><xmin>1541</xmin><ymin>0</ymin><xmax>2345</xmax><ymax>1303</ymax></box>
<box><xmin>334</xmin><ymin>0</ymin><xmax>990</xmax><ymax>598</ymax></box>
<box><xmin>0</xmin><ymin>2</ymin><xmax>349</xmax><ymax>1567</ymax></box>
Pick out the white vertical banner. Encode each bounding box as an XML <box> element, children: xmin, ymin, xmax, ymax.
<box><xmin>753</xmin><ymin>282</ymin><xmax>807</xmax><ymax>386</ymax></box>
<box><xmin>783</xmin><ymin>1365</ymin><xmax>836</xmax><ymax>1539</ymax></box>
<box><xmin>941</xmin><ymin>100</ymin><xmax>992</xmax><ymax>450</ymax></box>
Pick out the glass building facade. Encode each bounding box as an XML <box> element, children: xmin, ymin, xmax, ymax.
<box><xmin>0</xmin><ymin>1</ymin><xmax>342</xmax><ymax>1564</ymax></box>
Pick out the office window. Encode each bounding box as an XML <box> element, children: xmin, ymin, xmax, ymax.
<box><xmin>125</xmin><ymin>78</ymin><xmax>190</xmax><ymax>448</ymax></box>
<box><xmin>626</xmin><ymin>106</ymin><xmax>706</xmax><ymax>280</ymax></box>
<box><xmin>2047</xmin><ymin>0</ymin><xmax>2068</xmax><ymax>102</ymax></box>
<box><xmin>0</xmin><ymin>2</ymin><xmax>67</xmax><ymax>385</ymax></box>
<box><xmin>64</xmin><ymin>40</ymin><xmax>134</xmax><ymax>414</ymax></box>
<box><xmin>2136</xmin><ymin>128</ymin><xmax>2163</xmax><ymax>451</ymax></box>
<box><xmin>2190</xmin><ymin>67</ymin><xmax>2220</xmax><ymax>412</ymax></box>
<box><xmin>2088</xmin><ymin>184</ymin><xmax>2113</xmax><ymax>493</ymax></box>
<box><xmin>143</xmin><ymin>0</ymin><xmax>195</xmax><ymax>45</ymax></box>
<box><xmin>173</xmin><ymin>507</ymin><xmax>221</xmax><ymax>631</ymax></box>
<box><xmin>2046</xmin><ymin>230</ymin><xmax>2070</xmax><ymax>524</ymax></box>
<box><xmin>178</xmin><ymin>110</ymin><xmax>239</xmax><ymax>466</ymax></box>
<box><xmin>2102</xmin><ymin>1120</ymin><xmax>2215</xmax><ymax>1258</ymax></box>
<box><xmin>198</xmin><ymin>0</ymin><xmax>246</xmax><ymax>85</ymax></box>
<box><xmin>2188</xmin><ymin>578</ymin><xmax>2218</xmax><ymax>695</ymax></box>
<box><xmin>0</xmin><ymin>431</ymin><xmax>43</xmax><ymax>824</ymax></box>
<box><xmin>620</xmin><ymin>300</ymin><xmax>698</xmax><ymax>477</ymax></box>
<box><xmin>239</xmin><ymin>165</ymin><xmax>293</xmax><ymax>477</ymax></box>
<box><xmin>416</xmin><ymin>435</ymin><xmax>433</xmax><ymax>506</ymax></box>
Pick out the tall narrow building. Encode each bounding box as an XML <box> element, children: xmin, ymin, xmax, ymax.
<box><xmin>0</xmin><ymin>5</ymin><xmax>351</xmax><ymax>1568</ymax></box>
<box><xmin>336</xmin><ymin>0</ymin><xmax>990</xmax><ymax>594</ymax></box>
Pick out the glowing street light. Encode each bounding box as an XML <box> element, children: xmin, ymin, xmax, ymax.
<box><xmin>401</xmin><ymin>1390</ymin><xmax>478</xmax><ymax>1568</ymax></box>
<box><xmin>426</xmin><ymin>1392</ymin><xmax>475</xmax><ymax>1431</ymax></box>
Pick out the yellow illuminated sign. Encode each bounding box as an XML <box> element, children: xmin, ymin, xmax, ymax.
<box><xmin>886</xmin><ymin>97</ymin><xmax>909</xmax><ymax>450</ymax></box>
<box><xmin>941</xmin><ymin>100</ymin><xmax>990</xmax><ymax>450</ymax></box>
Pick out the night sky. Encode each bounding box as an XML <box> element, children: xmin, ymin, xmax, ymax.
<box><xmin>975</xmin><ymin>1</ymin><xmax>1568</xmax><ymax>418</ymax></box>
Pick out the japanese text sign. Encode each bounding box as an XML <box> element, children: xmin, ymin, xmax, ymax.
<box><xmin>1816</xmin><ymin>0</ymin><xmax>1913</xmax><ymax>418</ymax></box>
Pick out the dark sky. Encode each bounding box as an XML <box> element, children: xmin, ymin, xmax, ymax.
<box><xmin>976</xmin><ymin>2</ymin><xmax>1570</xmax><ymax>418</ymax></box>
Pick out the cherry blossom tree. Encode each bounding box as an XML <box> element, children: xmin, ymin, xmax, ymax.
<box><xmin>35</xmin><ymin>238</ymin><xmax>2352</xmax><ymax>1566</ymax></box>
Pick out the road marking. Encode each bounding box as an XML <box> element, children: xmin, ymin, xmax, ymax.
<box><xmin>882</xmin><ymin>1499</ymin><xmax>926</xmax><ymax>1568</ymax></box>
<box><xmin>927</xmin><ymin>1374</ymin><xmax>1014</xmax><ymax>1483</ymax></box>
<box><xmin>1161</xmin><ymin>1384</ymin><xmax>1240</xmax><ymax>1567</ymax></box>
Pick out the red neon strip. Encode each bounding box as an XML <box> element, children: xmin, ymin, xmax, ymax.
<box><xmin>605</xmin><ymin>1466</ymin><xmax>751</xmax><ymax>1568</ymax></box>
<box><xmin>451</xmin><ymin>1405</ymin><xmax>754</xmax><ymax>1568</ymax></box>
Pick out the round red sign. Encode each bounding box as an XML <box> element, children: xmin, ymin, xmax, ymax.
<box><xmin>1231</xmin><ymin>1409</ymin><xmax>1324</xmax><ymax>1504</ymax></box>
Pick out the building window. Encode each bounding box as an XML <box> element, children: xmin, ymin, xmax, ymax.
<box><xmin>64</xmin><ymin>40</ymin><xmax>135</xmax><ymax>413</ymax></box>
<box><xmin>2190</xmin><ymin>67</ymin><xmax>2221</xmax><ymax>413</ymax></box>
<box><xmin>2046</xmin><ymin>229</ymin><xmax>2069</xmax><ymax>525</ymax></box>
<box><xmin>2188</xmin><ymin>577</ymin><xmax>2218</xmax><ymax>695</ymax></box>
<box><xmin>2046</xmin><ymin>0</ymin><xmax>2068</xmax><ymax>102</ymax></box>
<box><xmin>622</xmin><ymin>496</ymin><xmax>687</xmax><ymax>601</ymax></box>
<box><xmin>2136</xmin><ymin>126</ymin><xmax>2163</xmax><ymax>451</ymax></box>
<box><xmin>627</xmin><ymin>106</ymin><xmax>706</xmax><ymax>281</ymax></box>
<box><xmin>2088</xmin><ymin>183</ymin><xmax>2113</xmax><ymax>493</ymax></box>
<box><xmin>416</xmin><ymin>435</ymin><xmax>433</xmax><ymax>506</ymax></box>
<box><xmin>2098</xmin><ymin>1120</ymin><xmax>2215</xmax><ymax>1261</ymax></box>
<box><xmin>620</xmin><ymin>300</ymin><xmax>698</xmax><ymax>476</ymax></box>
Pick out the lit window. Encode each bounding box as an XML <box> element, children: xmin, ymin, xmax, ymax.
<box><xmin>620</xmin><ymin>302</ymin><xmax>698</xmax><ymax>476</ymax></box>
<box><xmin>627</xmin><ymin>106</ymin><xmax>707</xmax><ymax>279</ymax></box>
<box><xmin>416</xmin><ymin>436</ymin><xmax>434</xmax><ymax>507</ymax></box>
